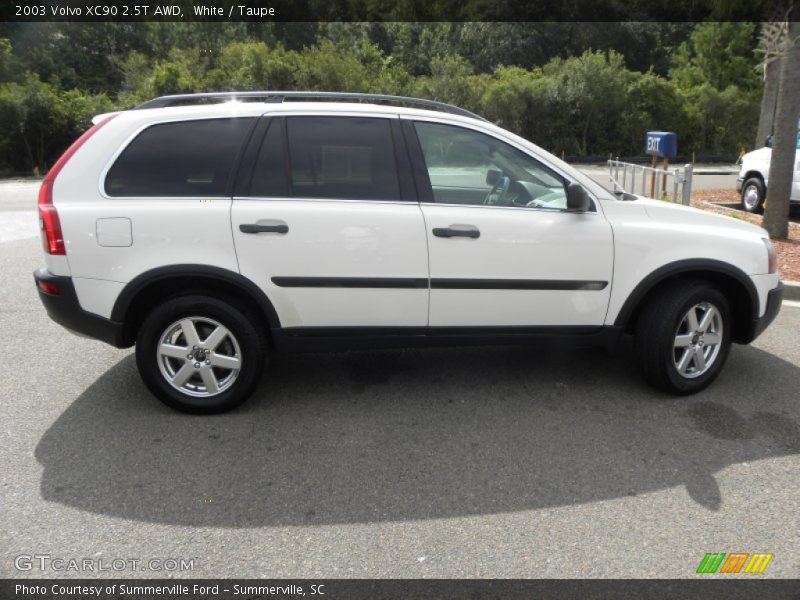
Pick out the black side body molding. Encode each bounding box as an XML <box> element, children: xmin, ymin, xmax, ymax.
<box><xmin>270</xmin><ymin>277</ymin><xmax>608</xmax><ymax>291</ymax></box>
<box><xmin>271</xmin><ymin>277</ymin><xmax>429</xmax><ymax>289</ymax></box>
<box><xmin>431</xmin><ymin>279</ymin><xmax>608</xmax><ymax>291</ymax></box>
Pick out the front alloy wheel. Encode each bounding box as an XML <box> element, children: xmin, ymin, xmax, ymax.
<box><xmin>672</xmin><ymin>302</ymin><xmax>724</xmax><ymax>379</ymax></box>
<box><xmin>635</xmin><ymin>281</ymin><xmax>732</xmax><ymax>395</ymax></box>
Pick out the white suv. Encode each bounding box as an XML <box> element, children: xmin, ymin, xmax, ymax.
<box><xmin>34</xmin><ymin>92</ymin><xmax>783</xmax><ymax>413</ymax></box>
<box><xmin>737</xmin><ymin>129</ymin><xmax>800</xmax><ymax>212</ymax></box>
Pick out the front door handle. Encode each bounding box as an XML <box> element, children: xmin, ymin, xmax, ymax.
<box><xmin>239</xmin><ymin>221</ymin><xmax>289</xmax><ymax>234</ymax></box>
<box><xmin>432</xmin><ymin>224</ymin><xmax>480</xmax><ymax>239</ymax></box>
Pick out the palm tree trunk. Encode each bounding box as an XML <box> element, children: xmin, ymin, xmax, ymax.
<box><xmin>755</xmin><ymin>57</ymin><xmax>781</xmax><ymax>148</ymax></box>
<box><xmin>763</xmin><ymin>20</ymin><xmax>800</xmax><ymax>240</ymax></box>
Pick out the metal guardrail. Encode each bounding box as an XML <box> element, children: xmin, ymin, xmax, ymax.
<box><xmin>607</xmin><ymin>158</ymin><xmax>693</xmax><ymax>205</ymax></box>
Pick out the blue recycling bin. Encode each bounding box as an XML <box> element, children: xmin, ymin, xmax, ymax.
<box><xmin>645</xmin><ymin>132</ymin><xmax>677</xmax><ymax>159</ymax></box>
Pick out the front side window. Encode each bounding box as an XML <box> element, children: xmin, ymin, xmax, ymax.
<box><xmin>285</xmin><ymin>116</ymin><xmax>400</xmax><ymax>201</ymax></box>
<box><xmin>414</xmin><ymin>121</ymin><xmax>569</xmax><ymax>210</ymax></box>
<box><xmin>105</xmin><ymin>118</ymin><xmax>254</xmax><ymax>197</ymax></box>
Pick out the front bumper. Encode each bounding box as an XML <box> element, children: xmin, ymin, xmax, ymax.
<box><xmin>743</xmin><ymin>282</ymin><xmax>783</xmax><ymax>343</ymax></box>
<box><xmin>34</xmin><ymin>269</ymin><xmax>127</xmax><ymax>348</ymax></box>
<box><xmin>736</xmin><ymin>177</ymin><xmax>744</xmax><ymax>193</ymax></box>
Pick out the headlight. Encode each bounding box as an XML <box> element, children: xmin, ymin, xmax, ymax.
<box><xmin>762</xmin><ymin>237</ymin><xmax>777</xmax><ymax>274</ymax></box>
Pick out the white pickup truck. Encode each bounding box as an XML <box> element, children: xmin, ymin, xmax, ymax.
<box><xmin>738</xmin><ymin>130</ymin><xmax>800</xmax><ymax>213</ymax></box>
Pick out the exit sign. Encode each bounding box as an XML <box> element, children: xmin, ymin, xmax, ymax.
<box><xmin>645</xmin><ymin>132</ymin><xmax>677</xmax><ymax>159</ymax></box>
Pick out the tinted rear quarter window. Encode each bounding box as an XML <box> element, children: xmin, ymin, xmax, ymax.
<box><xmin>105</xmin><ymin>118</ymin><xmax>254</xmax><ymax>197</ymax></box>
<box><xmin>285</xmin><ymin>116</ymin><xmax>400</xmax><ymax>201</ymax></box>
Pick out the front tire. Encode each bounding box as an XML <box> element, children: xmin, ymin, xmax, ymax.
<box><xmin>634</xmin><ymin>281</ymin><xmax>732</xmax><ymax>395</ymax></box>
<box><xmin>741</xmin><ymin>177</ymin><xmax>765</xmax><ymax>213</ymax></box>
<box><xmin>136</xmin><ymin>295</ymin><xmax>265</xmax><ymax>414</ymax></box>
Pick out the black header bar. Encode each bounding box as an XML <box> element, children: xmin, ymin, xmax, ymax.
<box><xmin>1</xmin><ymin>0</ymin><xmax>782</xmax><ymax>23</ymax></box>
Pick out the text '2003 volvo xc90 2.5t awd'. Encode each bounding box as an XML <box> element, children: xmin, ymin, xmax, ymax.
<box><xmin>34</xmin><ymin>92</ymin><xmax>783</xmax><ymax>413</ymax></box>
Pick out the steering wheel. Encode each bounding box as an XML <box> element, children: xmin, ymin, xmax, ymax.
<box><xmin>484</xmin><ymin>175</ymin><xmax>510</xmax><ymax>206</ymax></box>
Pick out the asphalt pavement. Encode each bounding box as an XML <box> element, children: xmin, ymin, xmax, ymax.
<box><xmin>1</xmin><ymin>180</ymin><xmax>798</xmax><ymax>579</ymax></box>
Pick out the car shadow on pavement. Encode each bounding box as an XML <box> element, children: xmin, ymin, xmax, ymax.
<box><xmin>35</xmin><ymin>341</ymin><xmax>800</xmax><ymax>527</ymax></box>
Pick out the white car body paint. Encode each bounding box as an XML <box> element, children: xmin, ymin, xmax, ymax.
<box><xmin>44</xmin><ymin>101</ymin><xmax>779</xmax><ymax>328</ymax></box>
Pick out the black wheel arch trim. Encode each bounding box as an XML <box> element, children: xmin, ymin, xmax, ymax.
<box><xmin>613</xmin><ymin>259</ymin><xmax>760</xmax><ymax>328</ymax></box>
<box><xmin>741</xmin><ymin>171</ymin><xmax>765</xmax><ymax>184</ymax></box>
<box><xmin>111</xmin><ymin>264</ymin><xmax>281</xmax><ymax>339</ymax></box>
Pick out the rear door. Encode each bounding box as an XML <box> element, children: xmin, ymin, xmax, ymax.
<box><xmin>231</xmin><ymin>113</ymin><xmax>429</xmax><ymax>330</ymax></box>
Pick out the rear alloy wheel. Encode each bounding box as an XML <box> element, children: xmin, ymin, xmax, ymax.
<box><xmin>157</xmin><ymin>316</ymin><xmax>242</xmax><ymax>397</ymax></box>
<box><xmin>635</xmin><ymin>281</ymin><xmax>732</xmax><ymax>395</ymax></box>
<box><xmin>136</xmin><ymin>295</ymin><xmax>265</xmax><ymax>413</ymax></box>
<box><xmin>741</xmin><ymin>177</ymin><xmax>765</xmax><ymax>213</ymax></box>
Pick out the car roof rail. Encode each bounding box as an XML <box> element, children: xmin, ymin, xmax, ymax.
<box><xmin>134</xmin><ymin>91</ymin><xmax>489</xmax><ymax>122</ymax></box>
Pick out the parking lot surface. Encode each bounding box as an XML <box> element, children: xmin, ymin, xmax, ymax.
<box><xmin>1</xmin><ymin>181</ymin><xmax>798</xmax><ymax>578</ymax></box>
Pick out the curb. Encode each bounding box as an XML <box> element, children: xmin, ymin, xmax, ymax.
<box><xmin>693</xmin><ymin>168</ymin><xmax>739</xmax><ymax>176</ymax></box>
<box><xmin>784</xmin><ymin>280</ymin><xmax>800</xmax><ymax>302</ymax></box>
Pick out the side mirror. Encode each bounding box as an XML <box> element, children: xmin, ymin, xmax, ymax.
<box><xmin>765</xmin><ymin>134</ymin><xmax>773</xmax><ymax>148</ymax></box>
<box><xmin>566</xmin><ymin>183</ymin><xmax>592</xmax><ymax>212</ymax></box>
<box><xmin>486</xmin><ymin>169</ymin><xmax>502</xmax><ymax>187</ymax></box>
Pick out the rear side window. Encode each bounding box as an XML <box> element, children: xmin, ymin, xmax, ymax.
<box><xmin>285</xmin><ymin>116</ymin><xmax>400</xmax><ymax>201</ymax></box>
<box><xmin>105</xmin><ymin>118</ymin><xmax>254</xmax><ymax>197</ymax></box>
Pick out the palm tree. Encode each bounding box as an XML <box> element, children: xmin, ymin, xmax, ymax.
<box><xmin>754</xmin><ymin>20</ymin><xmax>788</xmax><ymax>148</ymax></box>
<box><xmin>763</xmin><ymin>17</ymin><xmax>799</xmax><ymax>240</ymax></box>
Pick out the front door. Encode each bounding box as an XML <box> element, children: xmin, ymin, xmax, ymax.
<box><xmin>405</xmin><ymin>119</ymin><xmax>614</xmax><ymax>328</ymax></box>
<box><xmin>232</xmin><ymin>114</ymin><xmax>429</xmax><ymax>329</ymax></box>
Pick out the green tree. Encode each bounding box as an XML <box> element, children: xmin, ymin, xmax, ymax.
<box><xmin>413</xmin><ymin>54</ymin><xmax>480</xmax><ymax>109</ymax></box>
<box><xmin>670</xmin><ymin>22</ymin><xmax>760</xmax><ymax>91</ymax></box>
<box><xmin>679</xmin><ymin>84</ymin><xmax>759</xmax><ymax>157</ymax></box>
<box><xmin>546</xmin><ymin>51</ymin><xmax>635</xmax><ymax>156</ymax></box>
<box><xmin>0</xmin><ymin>37</ymin><xmax>19</xmax><ymax>83</ymax></box>
<box><xmin>478</xmin><ymin>66</ymin><xmax>539</xmax><ymax>133</ymax></box>
<box><xmin>209</xmin><ymin>42</ymin><xmax>298</xmax><ymax>90</ymax></box>
<box><xmin>0</xmin><ymin>73</ymin><xmax>112</xmax><ymax>172</ymax></box>
<box><xmin>0</xmin><ymin>21</ymin><xmax>766</xmax><ymax>171</ymax></box>
<box><xmin>619</xmin><ymin>70</ymin><xmax>685</xmax><ymax>155</ymax></box>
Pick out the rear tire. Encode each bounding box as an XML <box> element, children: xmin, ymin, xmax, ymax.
<box><xmin>135</xmin><ymin>295</ymin><xmax>265</xmax><ymax>414</ymax></box>
<box><xmin>741</xmin><ymin>177</ymin><xmax>765</xmax><ymax>213</ymax></box>
<box><xmin>634</xmin><ymin>281</ymin><xmax>731</xmax><ymax>395</ymax></box>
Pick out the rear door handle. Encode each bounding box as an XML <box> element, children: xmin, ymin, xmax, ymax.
<box><xmin>239</xmin><ymin>221</ymin><xmax>289</xmax><ymax>234</ymax></box>
<box><xmin>432</xmin><ymin>224</ymin><xmax>480</xmax><ymax>239</ymax></box>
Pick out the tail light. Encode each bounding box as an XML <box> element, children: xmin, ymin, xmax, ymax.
<box><xmin>37</xmin><ymin>279</ymin><xmax>60</xmax><ymax>295</ymax></box>
<box><xmin>38</xmin><ymin>114</ymin><xmax>117</xmax><ymax>255</ymax></box>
